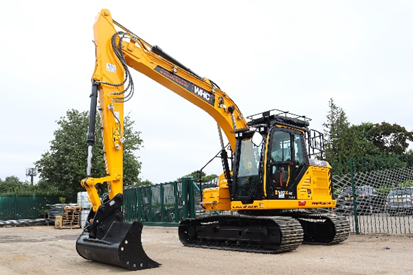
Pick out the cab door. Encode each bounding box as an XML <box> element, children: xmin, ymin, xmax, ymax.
<box><xmin>266</xmin><ymin>128</ymin><xmax>308</xmax><ymax>200</ymax></box>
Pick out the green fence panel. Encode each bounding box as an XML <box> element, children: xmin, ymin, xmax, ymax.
<box><xmin>0</xmin><ymin>195</ymin><xmax>76</xmax><ymax>221</ymax></box>
<box><xmin>122</xmin><ymin>177</ymin><xmax>218</xmax><ymax>227</ymax></box>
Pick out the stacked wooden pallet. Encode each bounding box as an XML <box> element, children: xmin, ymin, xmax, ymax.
<box><xmin>55</xmin><ymin>206</ymin><xmax>81</xmax><ymax>229</ymax></box>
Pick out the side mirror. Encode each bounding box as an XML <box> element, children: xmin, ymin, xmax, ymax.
<box><xmin>251</xmin><ymin>131</ymin><xmax>263</xmax><ymax>147</ymax></box>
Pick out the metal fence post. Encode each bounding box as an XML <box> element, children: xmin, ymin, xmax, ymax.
<box><xmin>123</xmin><ymin>188</ymin><xmax>130</xmax><ymax>221</ymax></box>
<box><xmin>132</xmin><ymin>187</ymin><xmax>138</xmax><ymax>221</ymax></box>
<box><xmin>160</xmin><ymin>184</ymin><xmax>165</xmax><ymax>222</ymax></box>
<box><xmin>173</xmin><ymin>181</ymin><xmax>179</xmax><ymax>222</ymax></box>
<box><xmin>148</xmin><ymin>186</ymin><xmax>153</xmax><ymax>222</ymax></box>
<box><xmin>182</xmin><ymin>178</ymin><xmax>188</xmax><ymax>219</ymax></box>
<box><xmin>350</xmin><ymin>158</ymin><xmax>359</xmax><ymax>234</ymax></box>
<box><xmin>180</xmin><ymin>177</ymin><xmax>196</xmax><ymax>219</ymax></box>
<box><xmin>14</xmin><ymin>192</ymin><xmax>17</xmax><ymax>220</ymax></box>
<box><xmin>188</xmin><ymin>178</ymin><xmax>195</xmax><ymax>218</ymax></box>
<box><xmin>136</xmin><ymin>187</ymin><xmax>142</xmax><ymax>222</ymax></box>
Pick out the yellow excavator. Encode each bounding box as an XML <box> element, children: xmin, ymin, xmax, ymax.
<box><xmin>76</xmin><ymin>9</ymin><xmax>350</xmax><ymax>271</ymax></box>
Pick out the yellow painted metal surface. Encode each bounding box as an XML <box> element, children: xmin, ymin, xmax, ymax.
<box><xmin>230</xmin><ymin>198</ymin><xmax>335</xmax><ymax>210</ymax></box>
<box><xmin>208</xmin><ymin>164</ymin><xmax>335</xmax><ymax>211</ymax></box>
<box><xmin>201</xmin><ymin>174</ymin><xmax>231</xmax><ymax>211</ymax></box>
<box><xmin>81</xmin><ymin>9</ymin><xmax>249</xmax><ymax>212</ymax></box>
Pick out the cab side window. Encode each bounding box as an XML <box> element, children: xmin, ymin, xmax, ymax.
<box><xmin>271</xmin><ymin>131</ymin><xmax>292</xmax><ymax>162</ymax></box>
<box><xmin>294</xmin><ymin>133</ymin><xmax>305</xmax><ymax>166</ymax></box>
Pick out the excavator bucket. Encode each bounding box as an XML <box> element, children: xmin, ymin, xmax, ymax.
<box><xmin>76</xmin><ymin>221</ymin><xmax>159</xmax><ymax>270</ymax></box>
<box><xmin>75</xmin><ymin>194</ymin><xmax>160</xmax><ymax>270</ymax></box>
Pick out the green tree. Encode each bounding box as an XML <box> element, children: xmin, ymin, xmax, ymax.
<box><xmin>35</xmin><ymin>109</ymin><xmax>143</xmax><ymax>196</ymax></box>
<box><xmin>35</xmin><ymin>110</ymin><xmax>100</xmax><ymax>196</ymax></box>
<box><xmin>122</xmin><ymin>115</ymin><xmax>143</xmax><ymax>186</ymax></box>
<box><xmin>0</xmin><ymin>176</ymin><xmax>24</xmax><ymax>194</ymax></box>
<box><xmin>369</xmin><ymin>122</ymin><xmax>413</xmax><ymax>154</ymax></box>
<box><xmin>347</xmin><ymin>122</ymin><xmax>379</xmax><ymax>157</ymax></box>
<box><xmin>323</xmin><ymin>98</ymin><xmax>354</xmax><ymax>162</ymax></box>
<box><xmin>138</xmin><ymin>179</ymin><xmax>153</xmax><ymax>186</ymax></box>
<box><xmin>180</xmin><ymin>171</ymin><xmax>219</xmax><ymax>183</ymax></box>
<box><xmin>0</xmin><ymin>176</ymin><xmax>61</xmax><ymax>196</ymax></box>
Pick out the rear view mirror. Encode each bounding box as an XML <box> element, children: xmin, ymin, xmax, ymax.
<box><xmin>251</xmin><ymin>131</ymin><xmax>263</xmax><ymax>147</ymax></box>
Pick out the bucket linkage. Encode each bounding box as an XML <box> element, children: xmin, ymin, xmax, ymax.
<box><xmin>76</xmin><ymin>193</ymin><xmax>160</xmax><ymax>270</ymax></box>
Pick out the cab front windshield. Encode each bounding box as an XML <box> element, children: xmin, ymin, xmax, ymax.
<box><xmin>236</xmin><ymin>137</ymin><xmax>263</xmax><ymax>197</ymax></box>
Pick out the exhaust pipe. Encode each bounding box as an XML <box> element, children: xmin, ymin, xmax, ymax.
<box><xmin>76</xmin><ymin>194</ymin><xmax>160</xmax><ymax>270</ymax></box>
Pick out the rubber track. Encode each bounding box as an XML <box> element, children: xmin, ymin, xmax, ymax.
<box><xmin>289</xmin><ymin>213</ymin><xmax>350</xmax><ymax>245</ymax></box>
<box><xmin>179</xmin><ymin>215</ymin><xmax>303</xmax><ymax>254</ymax></box>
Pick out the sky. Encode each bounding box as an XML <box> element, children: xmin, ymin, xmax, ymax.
<box><xmin>1</xmin><ymin>1</ymin><xmax>412</xmax><ymax>184</ymax></box>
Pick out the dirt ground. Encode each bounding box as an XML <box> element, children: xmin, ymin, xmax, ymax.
<box><xmin>0</xmin><ymin>225</ymin><xmax>412</xmax><ymax>275</ymax></box>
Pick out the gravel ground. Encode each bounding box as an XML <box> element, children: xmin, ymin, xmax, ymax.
<box><xmin>0</xmin><ymin>225</ymin><xmax>412</xmax><ymax>275</ymax></box>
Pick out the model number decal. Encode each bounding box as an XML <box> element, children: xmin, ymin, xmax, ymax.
<box><xmin>106</xmin><ymin>63</ymin><xmax>117</xmax><ymax>73</ymax></box>
<box><xmin>233</xmin><ymin>205</ymin><xmax>258</xmax><ymax>209</ymax></box>
<box><xmin>155</xmin><ymin>66</ymin><xmax>215</xmax><ymax>106</ymax></box>
<box><xmin>274</xmin><ymin>190</ymin><xmax>296</xmax><ymax>199</ymax></box>
<box><xmin>311</xmin><ymin>201</ymin><xmax>333</xmax><ymax>205</ymax></box>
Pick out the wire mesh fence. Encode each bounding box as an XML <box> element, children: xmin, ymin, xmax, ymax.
<box><xmin>332</xmin><ymin>154</ymin><xmax>413</xmax><ymax>234</ymax></box>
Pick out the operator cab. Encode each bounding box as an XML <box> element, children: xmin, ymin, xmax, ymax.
<box><xmin>232</xmin><ymin>109</ymin><xmax>324</xmax><ymax>204</ymax></box>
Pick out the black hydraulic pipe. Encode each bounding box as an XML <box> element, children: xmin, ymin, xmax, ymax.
<box><xmin>151</xmin><ymin>45</ymin><xmax>203</xmax><ymax>79</ymax></box>
<box><xmin>221</xmin><ymin>149</ymin><xmax>232</xmax><ymax>187</ymax></box>
<box><xmin>86</xmin><ymin>81</ymin><xmax>99</xmax><ymax>177</ymax></box>
<box><xmin>87</xmin><ymin>81</ymin><xmax>99</xmax><ymax>146</ymax></box>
